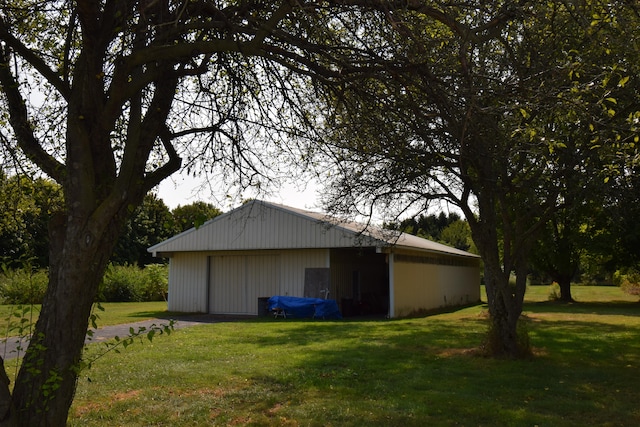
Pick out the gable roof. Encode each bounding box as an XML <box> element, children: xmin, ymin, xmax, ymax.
<box><xmin>148</xmin><ymin>200</ymin><xmax>478</xmax><ymax>258</ymax></box>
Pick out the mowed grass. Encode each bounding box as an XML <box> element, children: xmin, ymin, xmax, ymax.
<box><xmin>59</xmin><ymin>286</ymin><xmax>640</xmax><ymax>426</ymax></box>
<box><xmin>0</xmin><ymin>301</ymin><xmax>170</xmax><ymax>337</ymax></box>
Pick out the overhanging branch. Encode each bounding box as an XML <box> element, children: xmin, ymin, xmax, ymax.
<box><xmin>0</xmin><ymin>47</ymin><xmax>65</xmax><ymax>182</ymax></box>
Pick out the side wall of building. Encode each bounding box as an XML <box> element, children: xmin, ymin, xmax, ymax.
<box><xmin>167</xmin><ymin>249</ymin><xmax>329</xmax><ymax>314</ymax></box>
<box><xmin>167</xmin><ymin>253</ymin><xmax>208</xmax><ymax>313</ymax></box>
<box><xmin>392</xmin><ymin>250</ymin><xmax>480</xmax><ymax>318</ymax></box>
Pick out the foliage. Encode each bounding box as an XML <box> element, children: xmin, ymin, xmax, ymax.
<box><xmin>0</xmin><ymin>0</ymin><xmax>637</xmax><ymax>423</ymax></box>
<box><xmin>0</xmin><ymin>266</ymin><xmax>48</xmax><ymax>305</ymax></box>
<box><xmin>440</xmin><ymin>220</ymin><xmax>475</xmax><ymax>252</ymax></box>
<box><xmin>99</xmin><ymin>265</ymin><xmax>144</xmax><ymax>303</ymax></box>
<box><xmin>99</xmin><ymin>264</ymin><xmax>168</xmax><ymax>303</ymax></box>
<box><xmin>0</xmin><ymin>182</ymin><xmax>221</xmax><ymax>269</ymax></box>
<box><xmin>0</xmin><ymin>173</ymin><xmax>63</xmax><ymax>269</ymax></box>
<box><xmin>614</xmin><ymin>268</ymin><xmax>640</xmax><ymax>297</ymax></box>
<box><xmin>140</xmin><ymin>264</ymin><xmax>168</xmax><ymax>302</ymax></box>
<box><xmin>312</xmin><ymin>1</ymin><xmax>640</xmax><ymax>357</ymax></box>
<box><xmin>386</xmin><ymin>212</ymin><xmax>461</xmax><ymax>240</ymax></box>
<box><xmin>172</xmin><ymin>201</ymin><xmax>222</xmax><ymax>232</ymax></box>
<box><xmin>548</xmin><ymin>282</ymin><xmax>562</xmax><ymax>301</ymax></box>
<box><xmin>2</xmin><ymin>0</ymin><xmax>370</xmax><ymax>418</ymax></box>
<box><xmin>1</xmin><ymin>304</ymin><xmax>38</xmax><ymax>363</ymax></box>
<box><xmin>388</xmin><ymin>213</ymin><xmax>475</xmax><ymax>252</ymax></box>
<box><xmin>111</xmin><ymin>194</ymin><xmax>177</xmax><ymax>267</ymax></box>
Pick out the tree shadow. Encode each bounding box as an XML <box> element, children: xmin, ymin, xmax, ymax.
<box><xmin>523</xmin><ymin>300</ymin><xmax>640</xmax><ymax>317</ymax></box>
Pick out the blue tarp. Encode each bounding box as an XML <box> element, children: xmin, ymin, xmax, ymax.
<box><xmin>267</xmin><ymin>296</ymin><xmax>342</xmax><ymax>320</ymax></box>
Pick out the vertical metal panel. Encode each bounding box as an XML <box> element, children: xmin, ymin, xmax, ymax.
<box><xmin>209</xmin><ymin>253</ymin><xmax>283</xmax><ymax>315</ymax></box>
<box><xmin>210</xmin><ymin>255</ymin><xmax>246</xmax><ymax>314</ymax></box>
<box><xmin>246</xmin><ymin>254</ymin><xmax>281</xmax><ymax>313</ymax></box>
<box><xmin>151</xmin><ymin>201</ymin><xmax>380</xmax><ymax>253</ymax></box>
<box><xmin>167</xmin><ymin>253</ymin><xmax>208</xmax><ymax>313</ymax></box>
<box><xmin>392</xmin><ymin>251</ymin><xmax>480</xmax><ymax>317</ymax></box>
<box><xmin>205</xmin><ymin>249</ymin><xmax>329</xmax><ymax>315</ymax></box>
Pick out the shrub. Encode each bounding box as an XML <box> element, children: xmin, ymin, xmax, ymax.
<box><xmin>100</xmin><ymin>264</ymin><xmax>144</xmax><ymax>302</ymax></box>
<box><xmin>99</xmin><ymin>263</ymin><xmax>168</xmax><ymax>302</ymax></box>
<box><xmin>0</xmin><ymin>267</ymin><xmax>48</xmax><ymax>304</ymax></box>
<box><xmin>548</xmin><ymin>282</ymin><xmax>561</xmax><ymax>300</ymax></box>
<box><xmin>616</xmin><ymin>268</ymin><xmax>640</xmax><ymax>296</ymax></box>
<box><xmin>140</xmin><ymin>264</ymin><xmax>168</xmax><ymax>302</ymax></box>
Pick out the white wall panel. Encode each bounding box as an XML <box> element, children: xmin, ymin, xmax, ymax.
<box><xmin>167</xmin><ymin>253</ymin><xmax>208</xmax><ymax>313</ymax></box>
<box><xmin>205</xmin><ymin>249</ymin><xmax>328</xmax><ymax>315</ymax></box>
<box><xmin>150</xmin><ymin>201</ymin><xmax>381</xmax><ymax>254</ymax></box>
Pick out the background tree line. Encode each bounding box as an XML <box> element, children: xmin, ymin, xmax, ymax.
<box><xmin>0</xmin><ymin>172</ymin><xmax>221</xmax><ymax>270</ymax></box>
<box><xmin>0</xmin><ymin>172</ymin><xmax>222</xmax><ymax>304</ymax></box>
<box><xmin>3</xmin><ymin>168</ymin><xmax>639</xmax><ymax>303</ymax></box>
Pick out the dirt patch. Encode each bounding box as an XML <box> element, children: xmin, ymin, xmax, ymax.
<box><xmin>73</xmin><ymin>389</ymin><xmax>141</xmax><ymax>417</ymax></box>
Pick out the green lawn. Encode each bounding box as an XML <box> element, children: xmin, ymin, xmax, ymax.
<box><xmin>59</xmin><ymin>286</ymin><xmax>640</xmax><ymax>426</ymax></box>
<box><xmin>0</xmin><ymin>301</ymin><xmax>170</xmax><ymax>338</ymax></box>
<box><xmin>2</xmin><ymin>288</ymin><xmax>639</xmax><ymax>426</ymax></box>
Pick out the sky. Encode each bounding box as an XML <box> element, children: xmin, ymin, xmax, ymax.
<box><xmin>155</xmin><ymin>171</ymin><xmax>323</xmax><ymax>212</ymax></box>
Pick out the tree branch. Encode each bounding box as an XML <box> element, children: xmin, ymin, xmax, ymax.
<box><xmin>0</xmin><ymin>16</ymin><xmax>71</xmax><ymax>99</ymax></box>
<box><xmin>0</xmin><ymin>47</ymin><xmax>65</xmax><ymax>182</ymax></box>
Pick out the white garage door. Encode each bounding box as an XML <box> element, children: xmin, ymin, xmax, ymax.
<box><xmin>209</xmin><ymin>254</ymin><xmax>281</xmax><ymax>315</ymax></box>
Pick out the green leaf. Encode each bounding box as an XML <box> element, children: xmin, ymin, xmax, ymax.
<box><xmin>618</xmin><ymin>76</ymin><xmax>630</xmax><ymax>87</ymax></box>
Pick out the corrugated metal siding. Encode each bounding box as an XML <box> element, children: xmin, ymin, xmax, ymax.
<box><xmin>279</xmin><ymin>249</ymin><xmax>329</xmax><ymax>297</ymax></box>
<box><xmin>209</xmin><ymin>254</ymin><xmax>281</xmax><ymax>315</ymax></box>
<box><xmin>392</xmin><ymin>251</ymin><xmax>480</xmax><ymax>317</ymax></box>
<box><xmin>151</xmin><ymin>201</ymin><xmax>380</xmax><ymax>253</ymax></box>
<box><xmin>204</xmin><ymin>249</ymin><xmax>329</xmax><ymax>315</ymax></box>
<box><xmin>167</xmin><ymin>253</ymin><xmax>208</xmax><ymax>313</ymax></box>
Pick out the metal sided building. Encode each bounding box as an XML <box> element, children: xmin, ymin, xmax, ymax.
<box><xmin>148</xmin><ymin>200</ymin><xmax>481</xmax><ymax>318</ymax></box>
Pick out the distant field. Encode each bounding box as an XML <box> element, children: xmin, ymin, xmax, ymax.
<box><xmin>479</xmin><ymin>283</ymin><xmax>639</xmax><ymax>304</ymax></box>
<box><xmin>521</xmin><ymin>283</ymin><xmax>638</xmax><ymax>303</ymax></box>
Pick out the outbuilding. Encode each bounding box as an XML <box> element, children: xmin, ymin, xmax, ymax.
<box><xmin>148</xmin><ymin>200</ymin><xmax>481</xmax><ymax>318</ymax></box>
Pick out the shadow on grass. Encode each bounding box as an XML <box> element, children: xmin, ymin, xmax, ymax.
<box><xmin>126</xmin><ymin>310</ymin><xmax>188</xmax><ymax>319</ymax></box>
<box><xmin>73</xmin><ymin>301</ymin><xmax>640</xmax><ymax>426</ymax></box>
<box><xmin>238</xmin><ymin>312</ymin><xmax>640</xmax><ymax>426</ymax></box>
<box><xmin>524</xmin><ymin>300</ymin><xmax>640</xmax><ymax>317</ymax></box>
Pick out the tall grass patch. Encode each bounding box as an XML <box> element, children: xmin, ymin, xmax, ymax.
<box><xmin>0</xmin><ymin>267</ymin><xmax>47</xmax><ymax>304</ymax></box>
<box><xmin>99</xmin><ymin>264</ymin><xmax>168</xmax><ymax>302</ymax></box>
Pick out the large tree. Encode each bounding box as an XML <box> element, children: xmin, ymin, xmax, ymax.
<box><xmin>172</xmin><ymin>200</ymin><xmax>222</xmax><ymax>232</ymax></box>
<box><xmin>111</xmin><ymin>193</ymin><xmax>176</xmax><ymax>267</ymax></box>
<box><xmin>0</xmin><ymin>173</ymin><xmax>63</xmax><ymax>269</ymax></box>
<box><xmin>0</xmin><ymin>1</ymin><xmax>401</xmax><ymax>424</ymax></box>
<box><xmin>313</xmin><ymin>1</ymin><xmax>639</xmax><ymax>356</ymax></box>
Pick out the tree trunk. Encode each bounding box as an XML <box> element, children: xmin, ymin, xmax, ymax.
<box><xmin>4</xmin><ymin>208</ymin><xmax>125</xmax><ymax>426</ymax></box>
<box><xmin>557</xmin><ymin>276</ymin><xmax>574</xmax><ymax>302</ymax></box>
<box><xmin>0</xmin><ymin>359</ymin><xmax>17</xmax><ymax>427</ymax></box>
<box><xmin>468</xmin><ymin>194</ymin><xmax>529</xmax><ymax>358</ymax></box>
<box><xmin>484</xmin><ymin>265</ymin><xmax>522</xmax><ymax>357</ymax></box>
